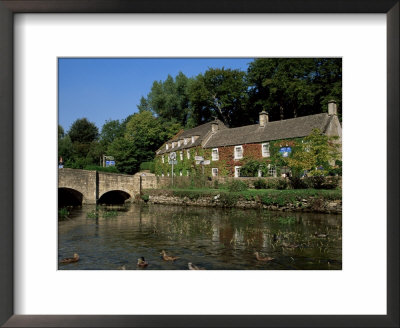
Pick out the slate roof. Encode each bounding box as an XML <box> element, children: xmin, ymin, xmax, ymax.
<box><xmin>204</xmin><ymin>113</ymin><xmax>332</xmax><ymax>148</ymax></box>
<box><xmin>157</xmin><ymin>120</ymin><xmax>227</xmax><ymax>154</ymax></box>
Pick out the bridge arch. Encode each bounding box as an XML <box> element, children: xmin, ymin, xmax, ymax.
<box><xmin>58</xmin><ymin>187</ymin><xmax>84</xmax><ymax>207</ymax></box>
<box><xmin>98</xmin><ymin>189</ymin><xmax>132</xmax><ymax>205</ymax></box>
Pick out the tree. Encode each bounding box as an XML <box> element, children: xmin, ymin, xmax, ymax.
<box><xmin>247</xmin><ymin>58</ymin><xmax>342</xmax><ymax>121</ymax></box>
<box><xmin>286</xmin><ymin>129</ymin><xmax>340</xmax><ymax>177</ymax></box>
<box><xmin>100</xmin><ymin>119</ymin><xmax>123</xmax><ymax>147</ymax></box>
<box><xmin>58</xmin><ymin>125</ymin><xmax>65</xmax><ymax>139</ymax></box>
<box><xmin>188</xmin><ymin>68</ymin><xmax>248</xmax><ymax>127</ymax></box>
<box><xmin>146</xmin><ymin>72</ymin><xmax>191</xmax><ymax>127</ymax></box>
<box><xmin>107</xmin><ymin>137</ymin><xmax>138</xmax><ymax>174</ymax></box>
<box><xmin>68</xmin><ymin>118</ymin><xmax>99</xmax><ymax>143</ymax></box>
<box><xmin>58</xmin><ymin>135</ymin><xmax>73</xmax><ymax>161</ymax></box>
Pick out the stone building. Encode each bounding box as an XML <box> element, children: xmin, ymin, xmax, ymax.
<box><xmin>155</xmin><ymin>101</ymin><xmax>342</xmax><ymax>178</ymax></box>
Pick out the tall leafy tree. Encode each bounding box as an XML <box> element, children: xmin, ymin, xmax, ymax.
<box><xmin>188</xmin><ymin>68</ymin><xmax>248</xmax><ymax>127</ymax></box>
<box><xmin>68</xmin><ymin>118</ymin><xmax>99</xmax><ymax>143</ymax></box>
<box><xmin>100</xmin><ymin>119</ymin><xmax>124</xmax><ymax>147</ymax></box>
<box><xmin>146</xmin><ymin>72</ymin><xmax>191</xmax><ymax>126</ymax></box>
<box><xmin>247</xmin><ymin>58</ymin><xmax>341</xmax><ymax>121</ymax></box>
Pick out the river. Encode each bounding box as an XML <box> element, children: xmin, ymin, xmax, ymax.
<box><xmin>58</xmin><ymin>204</ymin><xmax>342</xmax><ymax>270</ymax></box>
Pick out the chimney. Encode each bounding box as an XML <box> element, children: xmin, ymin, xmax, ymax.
<box><xmin>328</xmin><ymin>100</ymin><xmax>338</xmax><ymax>116</ymax></box>
<box><xmin>259</xmin><ymin>111</ymin><xmax>269</xmax><ymax>127</ymax></box>
<box><xmin>211</xmin><ymin>119</ymin><xmax>219</xmax><ymax>133</ymax></box>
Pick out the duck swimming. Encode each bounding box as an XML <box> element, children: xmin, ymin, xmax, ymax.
<box><xmin>188</xmin><ymin>262</ymin><xmax>205</xmax><ymax>270</ymax></box>
<box><xmin>137</xmin><ymin>257</ymin><xmax>148</xmax><ymax>268</ymax></box>
<box><xmin>160</xmin><ymin>250</ymin><xmax>179</xmax><ymax>261</ymax></box>
<box><xmin>254</xmin><ymin>252</ymin><xmax>274</xmax><ymax>262</ymax></box>
<box><xmin>60</xmin><ymin>253</ymin><xmax>79</xmax><ymax>264</ymax></box>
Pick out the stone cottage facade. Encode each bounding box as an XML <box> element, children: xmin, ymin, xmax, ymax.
<box><xmin>155</xmin><ymin>101</ymin><xmax>342</xmax><ymax>178</ymax></box>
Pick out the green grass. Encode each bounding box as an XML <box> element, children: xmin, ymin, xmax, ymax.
<box><xmin>58</xmin><ymin>208</ymin><xmax>69</xmax><ymax>220</ymax></box>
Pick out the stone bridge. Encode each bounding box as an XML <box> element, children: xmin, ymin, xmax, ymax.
<box><xmin>58</xmin><ymin>168</ymin><xmax>142</xmax><ymax>206</ymax></box>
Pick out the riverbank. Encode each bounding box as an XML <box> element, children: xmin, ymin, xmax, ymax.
<box><xmin>143</xmin><ymin>188</ymin><xmax>342</xmax><ymax>214</ymax></box>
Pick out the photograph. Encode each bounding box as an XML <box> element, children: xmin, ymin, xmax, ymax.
<box><xmin>58</xmin><ymin>57</ymin><xmax>342</xmax><ymax>270</ymax></box>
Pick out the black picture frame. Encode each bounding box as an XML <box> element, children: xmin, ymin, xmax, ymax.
<box><xmin>0</xmin><ymin>1</ymin><xmax>398</xmax><ymax>327</ymax></box>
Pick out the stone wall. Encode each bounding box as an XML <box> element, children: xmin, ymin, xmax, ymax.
<box><xmin>146</xmin><ymin>193</ymin><xmax>342</xmax><ymax>214</ymax></box>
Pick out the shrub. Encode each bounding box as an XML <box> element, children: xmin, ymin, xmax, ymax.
<box><xmin>305</xmin><ymin>176</ymin><xmax>326</xmax><ymax>189</ymax></box>
<box><xmin>213</xmin><ymin>179</ymin><xmax>219</xmax><ymax>189</ymax></box>
<box><xmin>219</xmin><ymin>193</ymin><xmax>239</xmax><ymax>207</ymax></box>
<box><xmin>140</xmin><ymin>161</ymin><xmax>155</xmax><ymax>173</ymax></box>
<box><xmin>141</xmin><ymin>194</ymin><xmax>149</xmax><ymax>202</ymax></box>
<box><xmin>240</xmin><ymin>160</ymin><xmax>262</xmax><ymax>177</ymax></box>
<box><xmin>253</xmin><ymin>179</ymin><xmax>267</xmax><ymax>189</ymax></box>
<box><xmin>227</xmin><ymin>180</ymin><xmax>248</xmax><ymax>192</ymax></box>
<box><xmin>289</xmin><ymin>176</ymin><xmax>308</xmax><ymax>189</ymax></box>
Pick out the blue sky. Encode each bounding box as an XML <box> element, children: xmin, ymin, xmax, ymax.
<box><xmin>58</xmin><ymin>58</ymin><xmax>253</xmax><ymax>132</ymax></box>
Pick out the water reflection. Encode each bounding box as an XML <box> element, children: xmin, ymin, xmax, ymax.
<box><xmin>58</xmin><ymin>204</ymin><xmax>342</xmax><ymax>270</ymax></box>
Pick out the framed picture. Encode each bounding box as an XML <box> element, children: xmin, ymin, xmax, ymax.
<box><xmin>0</xmin><ymin>0</ymin><xmax>398</xmax><ymax>327</ymax></box>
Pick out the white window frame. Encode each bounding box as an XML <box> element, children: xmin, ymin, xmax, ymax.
<box><xmin>178</xmin><ymin>140</ymin><xmax>181</xmax><ymax>147</ymax></box>
<box><xmin>162</xmin><ymin>155</ymin><xmax>165</xmax><ymax>163</ymax></box>
<box><xmin>172</xmin><ymin>142</ymin><xmax>175</xmax><ymax>148</ymax></box>
<box><xmin>234</xmin><ymin>145</ymin><xmax>243</xmax><ymax>160</ymax></box>
<box><xmin>212</xmin><ymin>168</ymin><xmax>218</xmax><ymax>177</ymax></box>
<box><xmin>212</xmin><ymin>148</ymin><xmax>219</xmax><ymax>161</ymax></box>
<box><xmin>268</xmin><ymin>164</ymin><xmax>276</xmax><ymax>177</ymax></box>
<box><xmin>262</xmin><ymin>142</ymin><xmax>270</xmax><ymax>157</ymax></box>
<box><xmin>187</xmin><ymin>149</ymin><xmax>190</xmax><ymax>159</ymax></box>
<box><xmin>166</xmin><ymin>144</ymin><xmax>169</xmax><ymax>150</ymax></box>
<box><xmin>234</xmin><ymin>166</ymin><xmax>241</xmax><ymax>178</ymax></box>
<box><xmin>191</xmin><ymin>136</ymin><xmax>195</xmax><ymax>143</ymax></box>
<box><xmin>184</xmin><ymin>138</ymin><xmax>188</xmax><ymax>145</ymax></box>
<box><xmin>179</xmin><ymin>151</ymin><xmax>183</xmax><ymax>160</ymax></box>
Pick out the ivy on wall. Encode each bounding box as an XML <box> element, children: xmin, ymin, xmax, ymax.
<box><xmin>154</xmin><ymin>134</ymin><xmax>331</xmax><ymax>178</ymax></box>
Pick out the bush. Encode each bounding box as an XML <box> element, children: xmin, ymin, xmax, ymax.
<box><xmin>289</xmin><ymin>176</ymin><xmax>308</xmax><ymax>189</ymax></box>
<box><xmin>213</xmin><ymin>179</ymin><xmax>219</xmax><ymax>189</ymax></box>
<box><xmin>227</xmin><ymin>180</ymin><xmax>248</xmax><ymax>192</ymax></box>
<box><xmin>141</xmin><ymin>194</ymin><xmax>149</xmax><ymax>202</ymax></box>
<box><xmin>253</xmin><ymin>179</ymin><xmax>267</xmax><ymax>189</ymax></box>
<box><xmin>140</xmin><ymin>161</ymin><xmax>155</xmax><ymax>173</ymax></box>
<box><xmin>266</xmin><ymin>178</ymin><xmax>288</xmax><ymax>190</ymax></box>
<box><xmin>305</xmin><ymin>176</ymin><xmax>326</xmax><ymax>189</ymax></box>
<box><xmin>84</xmin><ymin>165</ymin><xmax>119</xmax><ymax>173</ymax></box>
<box><xmin>219</xmin><ymin>193</ymin><xmax>239</xmax><ymax>206</ymax></box>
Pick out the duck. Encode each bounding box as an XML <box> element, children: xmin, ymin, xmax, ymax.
<box><xmin>188</xmin><ymin>262</ymin><xmax>205</xmax><ymax>270</ymax></box>
<box><xmin>314</xmin><ymin>232</ymin><xmax>328</xmax><ymax>238</ymax></box>
<box><xmin>254</xmin><ymin>251</ymin><xmax>274</xmax><ymax>262</ymax></box>
<box><xmin>160</xmin><ymin>250</ymin><xmax>179</xmax><ymax>261</ymax></box>
<box><xmin>137</xmin><ymin>257</ymin><xmax>149</xmax><ymax>268</ymax></box>
<box><xmin>282</xmin><ymin>241</ymin><xmax>299</xmax><ymax>249</ymax></box>
<box><xmin>60</xmin><ymin>253</ymin><xmax>79</xmax><ymax>264</ymax></box>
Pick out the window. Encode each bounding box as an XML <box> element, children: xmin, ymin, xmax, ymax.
<box><xmin>162</xmin><ymin>156</ymin><xmax>165</xmax><ymax>163</ymax></box>
<box><xmin>178</xmin><ymin>140</ymin><xmax>181</xmax><ymax>147</ymax></box>
<box><xmin>166</xmin><ymin>144</ymin><xmax>169</xmax><ymax>150</ymax></box>
<box><xmin>179</xmin><ymin>151</ymin><xmax>183</xmax><ymax>160</ymax></box>
<box><xmin>184</xmin><ymin>138</ymin><xmax>188</xmax><ymax>145</ymax></box>
<box><xmin>191</xmin><ymin>136</ymin><xmax>195</xmax><ymax>143</ymax></box>
<box><xmin>268</xmin><ymin>164</ymin><xmax>276</xmax><ymax>177</ymax></box>
<box><xmin>161</xmin><ymin>173</ymin><xmax>164</xmax><ymax>177</ymax></box>
<box><xmin>212</xmin><ymin>148</ymin><xmax>219</xmax><ymax>161</ymax></box>
<box><xmin>187</xmin><ymin>150</ymin><xmax>190</xmax><ymax>159</ymax></box>
<box><xmin>234</xmin><ymin>166</ymin><xmax>241</xmax><ymax>178</ymax></box>
<box><xmin>179</xmin><ymin>170</ymin><xmax>182</xmax><ymax>176</ymax></box>
<box><xmin>234</xmin><ymin>145</ymin><xmax>243</xmax><ymax>159</ymax></box>
<box><xmin>262</xmin><ymin>143</ymin><xmax>270</xmax><ymax>157</ymax></box>
<box><xmin>212</xmin><ymin>168</ymin><xmax>218</xmax><ymax>177</ymax></box>
<box><xmin>172</xmin><ymin>142</ymin><xmax>175</xmax><ymax>148</ymax></box>
<box><xmin>258</xmin><ymin>169</ymin><xmax>262</xmax><ymax>177</ymax></box>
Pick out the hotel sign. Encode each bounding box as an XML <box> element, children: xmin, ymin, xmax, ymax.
<box><xmin>279</xmin><ymin>147</ymin><xmax>292</xmax><ymax>157</ymax></box>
